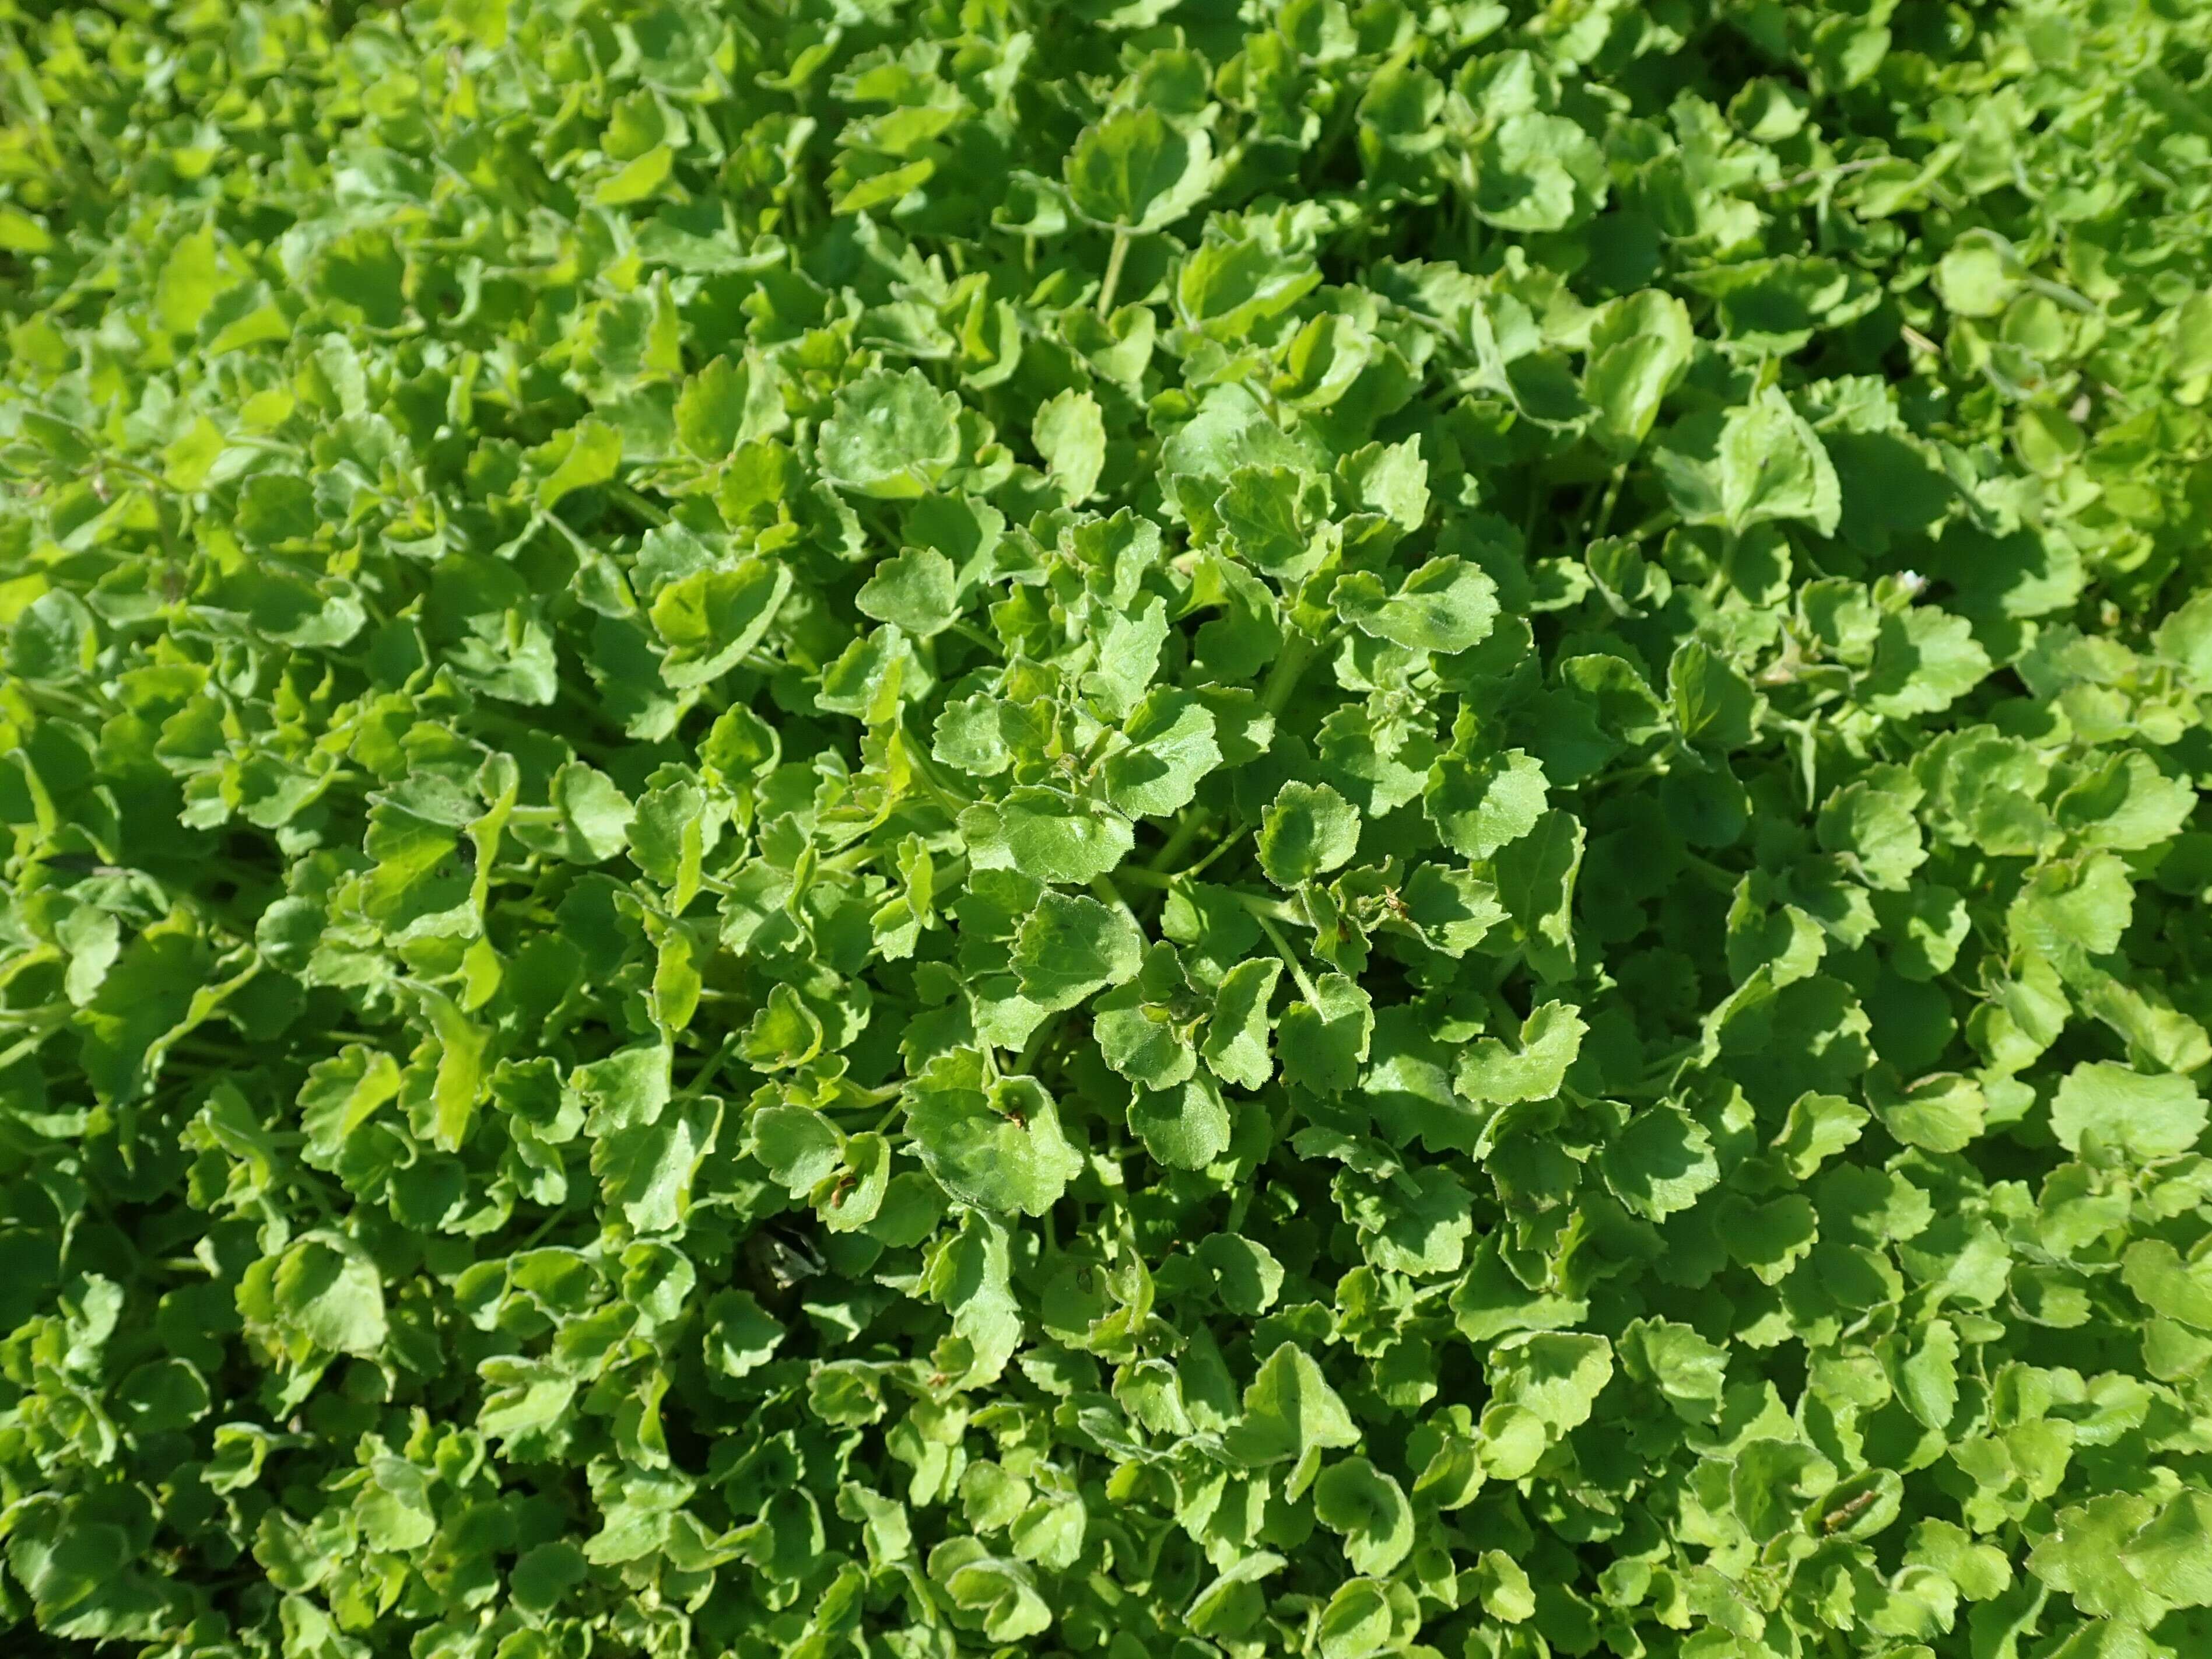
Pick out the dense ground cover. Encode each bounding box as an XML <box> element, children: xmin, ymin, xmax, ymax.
<box><xmin>3</xmin><ymin>0</ymin><xmax>2212</xmax><ymax>1655</ymax></box>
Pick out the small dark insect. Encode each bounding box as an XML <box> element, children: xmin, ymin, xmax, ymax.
<box><xmin>1821</xmin><ymin>1489</ymin><xmax>1881</xmax><ymax>1533</ymax></box>
<box><xmin>739</xmin><ymin>1216</ymin><xmax>829</xmax><ymax>1310</ymax></box>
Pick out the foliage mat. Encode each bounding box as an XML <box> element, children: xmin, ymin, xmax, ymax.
<box><xmin>3</xmin><ymin>1</ymin><xmax>2212</xmax><ymax>1657</ymax></box>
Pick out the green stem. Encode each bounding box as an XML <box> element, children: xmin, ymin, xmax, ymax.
<box><xmin>1637</xmin><ymin>1041</ymin><xmax>1701</xmax><ymax>1087</ymax></box>
<box><xmin>820</xmin><ymin>841</ymin><xmax>884</xmax><ymax>875</ymax></box>
<box><xmin>1706</xmin><ymin>530</ymin><xmax>1740</xmax><ymax>604</ymax></box>
<box><xmin>1680</xmin><ymin>853</ymin><xmax>1741</xmax><ymax>894</ymax></box>
<box><xmin>1224</xmin><ymin>1184</ymin><xmax>1255</xmax><ymax>1237</ymax></box>
<box><xmin>1305</xmin><ymin>90</ymin><xmax>1363</xmax><ymax>187</ymax></box>
<box><xmin>612</xmin><ymin>483</ymin><xmax>670</xmax><ymax>528</ymax></box>
<box><xmin>94</xmin><ymin>453</ymin><xmax>169</xmax><ymax>491</ymax></box>
<box><xmin>679</xmin><ymin>1030</ymin><xmax>747</xmax><ymax>1099</ymax></box>
<box><xmin>1090</xmin><ymin>876</ymin><xmax>1141</xmax><ymax>931</ymax></box>
<box><xmin>513</xmin><ymin>1205</ymin><xmax>577</xmax><ymax>1254</ymax></box>
<box><xmin>1251</xmin><ymin>909</ymin><xmax>1320</xmax><ymax>1004</ymax></box>
<box><xmin>1180</xmin><ymin>825</ymin><xmax>1247</xmax><ymax>881</ymax></box>
<box><xmin>1595</xmin><ymin>757</ymin><xmax>1668</xmax><ymax>792</ymax></box>
<box><xmin>0</xmin><ymin>1023</ymin><xmax>66</xmax><ymax>1074</ymax></box>
<box><xmin>1145</xmin><ymin>813</ymin><xmax>1210</xmax><ymax>874</ymax></box>
<box><xmin>1096</xmin><ymin>229</ymin><xmax>1131</xmax><ymax>318</ymax></box>
<box><xmin>1015</xmin><ymin>1013</ymin><xmax>1064</xmax><ymax>1076</ymax></box>
<box><xmin>948</xmin><ymin>620</ymin><xmax>998</xmax><ymax>653</ymax></box>
<box><xmin>1231</xmin><ymin>888</ymin><xmax>1300</xmax><ymax>925</ymax></box>
<box><xmin>1261</xmin><ymin>626</ymin><xmax>1327</xmax><ymax>717</ymax></box>
<box><xmin>898</xmin><ymin>734</ymin><xmax>974</xmax><ymax>814</ymax></box>
<box><xmin>1586</xmin><ymin>465</ymin><xmax>1626</xmax><ymax>542</ymax></box>
<box><xmin>1114</xmin><ymin>865</ymin><xmax>1297</xmax><ymax>921</ymax></box>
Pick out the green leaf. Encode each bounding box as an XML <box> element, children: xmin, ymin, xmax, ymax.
<box><xmin>1617</xmin><ymin>1317</ymin><xmax>1727</xmax><ymax>1423</ymax></box>
<box><xmin>1094</xmin><ymin>947</ymin><xmax>1197</xmax><ymax>1089</ymax></box>
<box><xmin>649</xmin><ymin>556</ymin><xmax>792</xmax><ymax>688</ymax></box>
<box><xmin>412</xmin><ymin>983</ymin><xmax>486</xmax><ymax>1152</ymax></box>
<box><xmin>705</xmin><ymin>1289</ymin><xmax>786</xmax><ymax>1381</ymax></box>
<box><xmin>1669</xmin><ymin>639</ymin><xmax>1760</xmax><ymax>750</ymax></box>
<box><xmin>1598</xmin><ymin>1103</ymin><xmax>1719</xmax><ymax>1220</ymax></box>
<box><xmin>1865</xmin><ymin>607</ymin><xmax>1993</xmax><ymax>720</ymax></box>
<box><xmin>1425</xmin><ymin>748</ymin><xmax>1548</xmax><ymax>860</ymax></box>
<box><xmin>1333</xmin><ymin>556</ymin><xmax>1498</xmax><ymax>653</ymax></box>
<box><xmin>1871</xmin><ymin>1071</ymin><xmax>1986</xmax><ymax>1154</ymax></box>
<box><xmin>907</xmin><ymin>1070</ymin><xmax>1082</xmax><ymax>1216</ymax></box>
<box><xmin>1203</xmin><ymin>957</ymin><xmax>1282</xmax><ymax>1090</ymax></box>
<box><xmin>1586</xmin><ymin>290</ymin><xmax>1695</xmax><ymax>456</ymax></box>
<box><xmin>1012</xmin><ymin>891</ymin><xmax>1144</xmax><ymax>1011</ymax></box>
<box><xmin>1128</xmin><ymin>1070</ymin><xmax>1232</xmax><ymax>1170</ymax></box>
<box><xmin>749</xmin><ymin>1104</ymin><xmax>842</xmax><ymax>1195</ymax></box>
<box><xmin>1493</xmin><ymin>810</ymin><xmax>1585</xmax><ymax>982</ymax></box>
<box><xmin>511</xmin><ymin>762</ymin><xmax>635</xmax><ymax>863</ymax></box>
<box><xmin>0</xmin><ymin>204</ymin><xmax>54</xmax><ymax>254</ymax></box>
<box><xmin>1102</xmin><ymin>690</ymin><xmax>1222</xmax><ymax>820</ymax></box>
<box><xmin>267</xmin><ymin>1233</ymin><xmax>387</xmax><ymax>1357</ymax></box>
<box><xmin>593</xmin><ymin>1099</ymin><xmax>717</xmax><ymax>1234</ymax></box>
<box><xmin>1317</xmin><ymin>1578</ymin><xmax>1394</xmax><ymax>1659</ymax></box>
<box><xmin>1766</xmin><ymin>1091</ymin><xmax>1870</xmax><ymax>1182</ymax></box>
<box><xmin>1475</xmin><ymin>111</ymin><xmax>1607</xmax><ymax>231</ymax></box>
<box><xmin>1656</xmin><ymin>388</ymin><xmax>1841</xmax><ymax>538</ymax></box>
<box><xmin>1033</xmin><ymin>388</ymin><xmax>1107</xmax><ymax>504</ymax></box>
<box><xmin>537</xmin><ymin>419</ymin><xmax>623</xmax><ymax>508</ymax></box>
<box><xmin>1819</xmin><ymin>776</ymin><xmax>1927</xmax><ymax>890</ymax></box>
<box><xmin>819</xmin><ymin>368</ymin><xmax>963</xmax><ymax>499</ymax></box>
<box><xmin>1470</xmin><ymin>1549</ymin><xmax>1537</xmax><ymax>1622</ymax></box>
<box><xmin>1488</xmin><ymin>1332</ymin><xmax>1614</xmax><ymax>1434</ymax></box>
<box><xmin>1224</xmin><ymin>1342</ymin><xmax>1360</xmax><ymax>1482</ymax></box>
<box><xmin>1457</xmin><ymin>1000</ymin><xmax>1584</xmax><ymax>1104</ymax></box>
<box><xmin>1196</xmin><ymin>1234</ymin><xmax>1284</xmax><ymax>1316</ymax></box>
<box><xmin>156</xmin><ymin>226</ymin><xmax>223</xmax><ymax>335</ymax></box>
<box><xmin>1337</xmin><ymin>1163</ymin><xmax>1473</xmax><ymax>1275</ymax></box>
<box><xmin>2049</xmin><ymin>1062</ymin><xmax>2206</xmax><ymax>1160</ymax></box>
<box><xmin>2028</xmin><ymin>1493</ymin><xmax>2165</xmax><ymax>1622</ymax></box>
<box><xmin>2122</xmin><ymin>1241</ymin><xmax>2212</xmax><ymax>1330</ymax></box>
<box><xmin>1936</xmin><ymin>241</ymin><xmax>2017</xmax><ymax>317</ymax></box>
<box><xmin>676</xmin><ymin>354</ymin><xmax>784</xmax><ymax>458</ymax></box>
<box><xmin>1187</xmin><ymin>1552</ymin><xmax>1288</xmax><ymax>1639</ymax></box>
<box><xmin>1258</xmin><ymin>781</ymin><xmax>1361</xmax><ymax>887</ymax></box>
<box><xmin>1278</xmin><ymin>974</ymin><xmax>1373</xmax><ymax>1098</ymax></box>
<box><xmin>1312</xmin><ymin>1457</ymin><xmax>1414</xmax><ymax>1575</ymax></box>
<box><xmin>857</xmin><ymin>547</ymin><xmax>959</xmax><ymax>638</ymax></box>
<box><xmin>21</xmin><ymin>15</ymin><xmax>2212</xmax><ymax>1654</ymax></box>
<box><xmin>1064</xmin><ymin>108</ymin><xmax>1214</xmax><ymax>233</ymax></box>
<box><xmin>962</xmin><ymin>789</ymin><xmax>1135</xmax><ymax>884</ymax></box>
<box><xmin>8</xmin><ymin>590</ymin><xmax>96</xmax><ymax>683</ymax></box>
<box><xmin>2118</xmin><ymin>1488</ymin><xmax>2212</xmax><ymax>1608</ymax></box>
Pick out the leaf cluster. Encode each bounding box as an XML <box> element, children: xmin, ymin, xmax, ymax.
<box><xmin>2</xmin><ymin>1</ymin><xmax>2212</xmax><ymax>1657</ymax></box>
